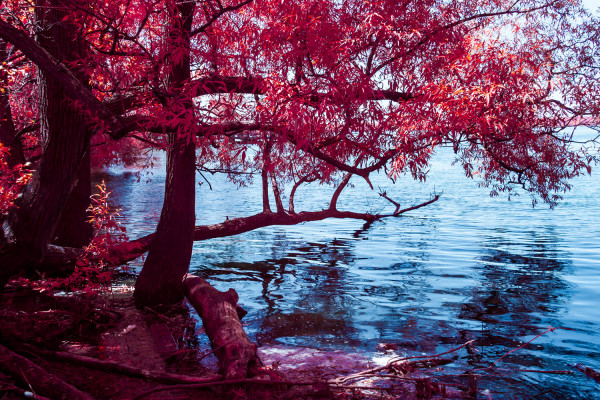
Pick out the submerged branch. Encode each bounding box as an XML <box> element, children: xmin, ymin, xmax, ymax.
<box><xmin>41</xmin><ymin>195</ymin><xmax>440</xmax><ymax>269</ymax></box>
<box><xmin>333</xmin><ymin>339</ymin><xmax>474</xmax><ymax>385</ymax></box>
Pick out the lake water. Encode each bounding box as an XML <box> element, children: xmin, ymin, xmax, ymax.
<box><xmin>96</xmin><ymin>129</ymin><xmax>600</xmax><ymax>399</ymax></box>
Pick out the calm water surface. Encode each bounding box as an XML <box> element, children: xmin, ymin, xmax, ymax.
<box><xmin>96</xmin><ymin>131</ymin><xmax>600</xmax><ymax>399</ymax></box>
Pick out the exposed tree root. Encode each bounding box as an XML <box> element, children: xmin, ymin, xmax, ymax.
<box><xmin>130</xmin><ymin>377</ymin><xmax>331</xmax><ymax>400</ymax></box>
<box><xmin>0</xmin><ymin>377</ymin><xmax>52</xmax><ymax>400</ymax></box>
<box><xmin>0</xmin><ymin>343</ymin><xmax>95</xmax><ymax>400</ymax></box>
<box><xmin>18</xmin><ymin>343</ymin><xmax>223</xmax><ymax>385</ymax></box>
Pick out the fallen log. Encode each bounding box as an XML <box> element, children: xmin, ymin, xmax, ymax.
<box><xmin>0</xmin><ymin>343</ymin><xmax>94</xmax><ymax>400</ymax></box>
<box><xmin>183</xmin><ymin>274</ymin><xmax>262</xmax><ymax>380</ymax></box>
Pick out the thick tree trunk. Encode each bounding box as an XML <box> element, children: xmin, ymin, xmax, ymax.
<box><xmin>52</xmin><ymin>150</ymin><xmax>93</xmax><ymax>248</ymax></box>
<box><xmin>134</xmin><ymin>136</ymin><xmax>195</xmax><ymax>305</ymax></box>
<box><xmin>0</xmin><ymin>39</ymin><xmax>25</xmax><ymax>166</ymax></box>
<box><xmin>0</xmin><ymin>0</ymin><xmax>90</xmax><ymax>288</ymax></box>
<box><xmin>134</xmin><ymin>1</ymin><xmax>196</xmax><ymax>306</ymax></box>
<box><xmin>183</xmin><ymin>274</ymin><xmax>262</xmax><ymax>380</ymax></box>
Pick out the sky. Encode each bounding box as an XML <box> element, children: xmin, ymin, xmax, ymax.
<box><xmin>582</xmin><ymin>0</ymin><xmax>599</xmax><ymax>13</ymax></box>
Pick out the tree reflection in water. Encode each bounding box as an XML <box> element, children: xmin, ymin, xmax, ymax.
<box><xmin>91</xmin><ymin>154</ymin><xmax>600</xmax><ymax>399</ymax></box>
<box><xmin>193</xmin><ymin>236</ymin><xmax>359</xmax><ymax>348</ymax></box>
<box><xmin>455</xmin><ymin>228</ymin><xmax>576</xmax><ymax>398</ymax></box>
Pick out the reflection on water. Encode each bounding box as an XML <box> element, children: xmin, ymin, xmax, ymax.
<box><xmin>462</xmin><ymin>231</ymin><xmax>572</xmax><ymax>326</ymax></box>
<box><xmin>94</xmin><ymin>133</ymin><xmax>600</xmax><ymax>399</ymax></box>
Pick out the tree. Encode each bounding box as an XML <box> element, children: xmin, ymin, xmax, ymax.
<box><xmin>133</xmin><ymin>0</ymin><xmax>198</xmax><ymax>305</ymax></box>
<box><xmin>1</xmin><ymin>0</ymin><xmax>598</xmax><ymax>293</ymax></box>
<box><xmin>0</xmin><ymin>0</ymin><xmax>598</xmax><ymax>381</ymax></box>
<box><xmin>0</xmin><ymin>0</ymin><xmax>96</xmax><ymax>287</ymax></box>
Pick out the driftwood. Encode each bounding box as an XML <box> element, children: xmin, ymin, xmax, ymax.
<box><xmin>183</xmin><ymin>274</ymin><xmax>262</xmax><ymax>380</ymax></box>
<box><xmin>0</xmin><ymin>343</ymin><xmax>94</xmax><ymax>400</ymax></box>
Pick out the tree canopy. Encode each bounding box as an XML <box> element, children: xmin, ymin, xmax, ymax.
<box><xmin>0</xmin><ymin>0</ymin><xmax>598</xmax><ymax>296</ymax></box>
<box><xmin>0</xmin><ymin>0</ymin><xmax>598</xmax><ymax>387</ymax></box>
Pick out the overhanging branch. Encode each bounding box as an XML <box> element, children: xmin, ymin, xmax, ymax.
<box><xmin>41</xmin><ymin>195</ymin><xmax>441</xmax><ymax>269</ymax></box>
<box><xmin>0</xmin><ymin>19</ymin><xmax>125</xmax><ymax>137</ymax></box>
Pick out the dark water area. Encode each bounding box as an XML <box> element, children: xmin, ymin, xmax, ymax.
<box><xmin>95</xmin><ymin>129</ymin><xmax>600</xmax><ymax>399</ymax></box>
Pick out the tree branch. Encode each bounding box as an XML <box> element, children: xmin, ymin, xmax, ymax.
<box><xmin>329</xmin><ymin>172</ymin><xmax>353</xmax><ymax>211</ymax></box>
<box><xmin>42</xmin><ymin>193</ymin><xmax>441</xmax><ymax>270</ymax></box>
<box><xmin>0</xmin><ymin>18</ymin><xmax>125</xmax><ymax>137</ymax></box>
<box><xmin>190</xmin><ymin>0</ymin><xmax>255</xmax><ymax>37</ymax></box>
<box><xmin>270</xmin><ymin>173</ymin><xmax>285</xmax><ymax>214</ymax></box>
<box><xmin>288</xmin><ymin>175</ymin><xmax>317</xmax><ymax>214</ymax></box>
<box><xmin>379</xmin><ymin>190</ymin><xmax>401</xmax><ymax>215</ymax></box>
<box><xmin>261</xmin><ymin>138</ymin><xmax>272</xmax><ymax>213</ymax></box>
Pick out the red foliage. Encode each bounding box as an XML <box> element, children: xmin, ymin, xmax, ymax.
<box><xmin>14</xmin><ymin>181</ymin><xmax>128</xmax><ymax>293</ymax></box>
<box><xmin>63</xmin><ymin>181</ymin><xmax>128</xmax><ymax>291</ymax></box>
<box><xmin>0</xmin><ymin>0</ymin><xmax>598</xmax><ymax>207</ymax></box>
<box><xmin>0</xmin><ymin>144</ymin><xmax>31</xmax><ymax>215</ymax></box>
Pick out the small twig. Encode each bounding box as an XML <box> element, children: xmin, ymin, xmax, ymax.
<box><xmin>143</xmin><ymin>306</ymin><xmax>177</xmax><ymax>323</ymax></box>
<box><xmin>520</xmin><ymin>369</ymin><xmax>574</xmax><ymax>375</ymax></box>
<box><xmin>196</xmin><ymin>168</ymin><xmax>213</xmax><ymax>190</ymax></box>
<box><xmin>481</xmin><ymin>326</ymin><xmax>557</xmax><ymax>371</ymax></box>
<box><xmin>388</xmin><ymin>340</ymin><xmax>474</xmax><ymax>366</ymax></box>
<box><xmin>378</xmin><ymin>189</ymin><xmax>401</xmax><ymax>214</ymax></box>
<box><xmin>333</xmin><ymin>340</ymin><xmax>474</xmax><ymax>384</ymax></box>
<box><xmin>197</xmin><ymin>340</ymin><xmax>235</xmax><ymax>362</ymax></box>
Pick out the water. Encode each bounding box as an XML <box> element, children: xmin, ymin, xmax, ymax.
<box><xmin>95</xmin><ymin>129</ymin><xmax>600</xmax><ymax>398</ymax></box>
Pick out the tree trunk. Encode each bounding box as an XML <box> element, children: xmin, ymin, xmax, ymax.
<box><xmin>52</xmin><ymin>150</ymin><xmax>93</xmax><ymax>248</ymax></box>
<box><xmin>183</xmin><ymin>274</ymin><xmax>262</xmax><ymax>380</ymax></box>
<box><xmin>0</xmin><ymin>39</ymin><xmax>25</xmax><ymax>166</ymax></box>
<box><xmin>134</xmin><ymin>1</ymin><xmax>196</xmax><ymax>306</ymax></box>
<box><xmin>0</xmin><ymin>0</ymin><xmax>90</xmax><ymax>288</ymax></box>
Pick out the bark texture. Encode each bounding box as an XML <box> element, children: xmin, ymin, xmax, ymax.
<box><xmin>0</xmin><ymin>39</ymin><xmax>25</xmax><ymax>166</ymax></box>
<box><xmin>0</xmin><ymin>0</ymin><xmax>92</xmax><ymax>288</ymax></box>
<box><xmin>52</xmin><ymin>150</ymin><xmax>93</xmax><ymax>247</ymax></box>
<box><xmin>183</xmin><ymin>274</ymin><xmax>262</xmax><ymax>380</ymax></box>
<box><xmin>134</xmin><ymin>1</ymin><xmax>196</xmax><ymax>306</ymax></box>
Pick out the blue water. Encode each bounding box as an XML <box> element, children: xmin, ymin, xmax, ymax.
<box><xmin>96</xmin><ymin>129</ymin><xmax>600</xmax><ymax>398</ymax></box>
